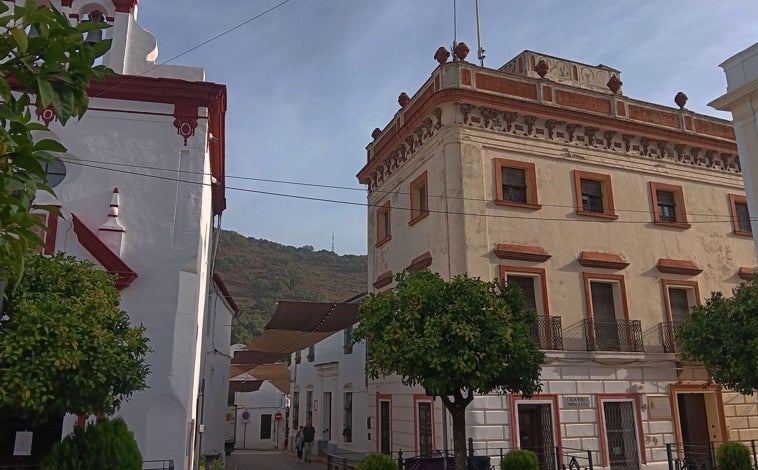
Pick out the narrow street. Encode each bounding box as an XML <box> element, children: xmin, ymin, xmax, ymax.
<box><xmin>225</xmin><ymin>450</ymin><xmax>324</xmax><ymax>470</ymax></box>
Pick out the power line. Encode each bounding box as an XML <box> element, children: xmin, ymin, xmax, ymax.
<box><xmin>93</xmin><ymin>0</ymin><xmax>293</xmax><ymax>98</ymax></box>
<box><xmin>60</xmin><ymin>158</ymin><xmax>756</xmax><ymax>225</ymax></box>
<box><xmin>60</xmin><ymin>156</ymin><xmax>751</xmax><ymax>220</ymax></box>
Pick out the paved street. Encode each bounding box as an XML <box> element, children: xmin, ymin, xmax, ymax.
<box><xmin>225</xmin><ymin>450</ymin><xmax>325</xmax><ymax>470</ymax></box>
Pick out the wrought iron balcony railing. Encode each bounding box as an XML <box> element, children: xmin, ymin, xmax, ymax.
<box><xmin>529</xmin><ymin>315</ymin><xmax>564</xmax><ymax>350</ymax></box>
<box><xmin>659</xmin><ymin>321</ymin><xmax>682</xmax><ymax>353</ymax></box>
<box><xmin>583</xmin><ymin>319</ymin><xmax>643</xmax><ymax>352</ymax></box>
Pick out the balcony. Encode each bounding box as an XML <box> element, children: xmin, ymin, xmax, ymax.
<box><xmin>529</xmin><ymin>315</ymin><xmax>564</xmax><ymax>350</ymax></box>
<box><xmin>659</xmin><ymin>321</ymin><xmax>682</xmax><ymax>353</ymax></box>
<box><xmin>583</xmin><ymin>319</ymin><xmax>644</xmax><ymax>352</ymax></box>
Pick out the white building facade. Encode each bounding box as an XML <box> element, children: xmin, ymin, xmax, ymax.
<box><xmin>18</xmin><ymin>1</ymin><xmax>230</xmax><ymax>468</ymax></box>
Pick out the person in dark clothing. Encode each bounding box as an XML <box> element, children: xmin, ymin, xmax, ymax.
<box><xmin>302</xmin><ymin>419</ymin><xmax>316</xmax><ymax>463</ymax></box>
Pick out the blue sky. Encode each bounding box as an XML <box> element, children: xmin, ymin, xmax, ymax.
<box><xmin>137</xmin><ymin>1</ymin><xmax>758</xmax><ymax>255</ymax></box>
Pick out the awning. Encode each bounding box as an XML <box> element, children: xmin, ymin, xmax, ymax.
<box><xmin>229</xmin><ymin>363</ymin><xmax>291</xmax><ymax>393</ymax></box>
<box><xmin>244</xmin><ymin>301</ymin><xmax>359</xmax><ymax>354</ymax></box>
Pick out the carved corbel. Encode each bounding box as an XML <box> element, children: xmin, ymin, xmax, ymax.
<box><xmin>640</xmin><ymin>137</ymin><xmax>650</xmax><ymax>156</ymax></box>
<box><xmin>565</xmin><ymin>123</ymin><xmax>581</xmax><ymax>143</ymax></box>
<box><xmin>405</xmin><ymin>135</ymin><xmax>417</xmax><ymax>153</ymax></box>
<box><xmin>173</xmin><ymin>100</ymin><xmax>199</xmax><ymax>146</ymax></box>
<box><xmin>544</xmin><ymin>120</ymin><xmax>562</xmax><ymax>139</ymax></box>
<box><xmin>656</xmin><ymin>141</ymin><xmax>668</xmax><ymax>160</ymax></box>
<box><xmin>432</xmin><ymin>107</ymin><xmax>443</xmax><ymax>130</ymax></box>
<box><xmin>523</xmin><ymin>116</ymin><xmax>538</xmax><ymax>136</ymax></box>
<box><xmin>723</xmin><ymin>153</ymin><xmax>738</xmax><ymax>172</ymax></box>
<box><xmin>622</xmin><ymin>134</ymin><xmax>635</xmax><ymax>153</ymax></box>
<box><xmin>584</xmin><ymin>127</ymin><xmax>599</xmax><ymax>147</ymax></box>
<box><xmin>603</xmin><ymin>130</ymin><xmax>616</xmax><ymax>149</ymax></box>
<box><xmin>503</xmin><ymin>112</ymin><xmax>519</xmax><ymax>132</ymax></box>
<box><xmin>673</xmin><ymin>144</ymin><xmax>686</xmax><ymax>162</ymax></box>
<box><xmin>459</xmin><ymin>103</ymin><xmax>476</xmax><ymax>125</ymax></box>
<box><xmin>397</xmin><ymin>144</ymin><xmax>408</xmax><ymax>163</ymax></box>
<box><xmin>421</xmin><ymin>118</ymin><xmax>434</xmax><ymax>139</ymax></box>
<box><xmin>413</xmin><ymin>127</ymin><xmax>425</xmax><ymax>146</ymax></box>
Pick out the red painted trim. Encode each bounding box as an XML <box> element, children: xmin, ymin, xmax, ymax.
<box><xmin>76</xmin><ymin>415</ymin><xmax>87</xmax><ymax>428</ymax></box>
<box><xmin>111</xmin><ymin>0</ymin><xmax>138</xmax><ymax>13</ymax></box>
<box><xmin>44</xmin><ymin>211</ymin><xmax>59</xmax><ymax>255</ymax></box>
<box><xmin>500</xmin><ymin>265</ymin><xmax>550</xmax><ymax>316</ymax></box>
<box><xmin>212</xmin><ymin>272</ymin><xmax>240</xmax><ymax>315</ymax></box>
<box><xmin>661</xmin><ymin>279</ymin><xmax>701</xmax><ymax>324</ymax></box>
<box><xmin>596</xmin><ymin>393</ymin><xmax>646</xmax><ymax>467</ymax></box>
<box><xmin>373</xmin><ymin>271</ymin><xmax>393</xmax><ymax>290</ymax></box>
<box><xmin>412</xmin><ymin>394</ymin><xmax>435</xmax><ymax>454</ymax></box>
<box><xmin>406</xmin><ymin>252</ymin><xmax>433</xmax><ymax>272</ymax></box>
<box><xmin>669</xmin><ymin>383</ymin><xmax>727</xmax><ymax>446</ymax></box>
<box><xmin>657</xmin><ymin>258</ymin><xmax>702</xmax><ymax>276</ymax></box>
<box><xmin>508</xmin><ymin>394</ymin><xmax>562</xmax><ymax>451</ymax></box>
<box><xmin>494</xmin><ymin>243</ymin><xmax>551</xmax><ymax>262</ymax></box>
<box><xmin>577</xmin><ymin>251</ymin><xmax>629</xmax><ymax>270</ymax></box>
<box><xmin>72</xmin><ymin>214</ymin><xmax>137</xmax><ymax>289</ymax></box>
<box><xmin>738</xmin><ymin>267</ymin><xmax>755</xmax><ymax>280</ymax></box>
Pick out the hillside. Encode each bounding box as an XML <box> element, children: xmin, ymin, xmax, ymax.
<box><xmin>214</xmin><ymin>230</ymin><xmax>367</xmax><ymax>345</ymax></box>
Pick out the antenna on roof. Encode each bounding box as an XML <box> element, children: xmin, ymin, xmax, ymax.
<box><xmin>475</xmin><ymin>0</ymin><xmax>485</xmax><ymax>66</ymax></box>
<box><xmin>452</xmin><ymin>0</ymin><xmax>458</xmax><ymax>61</ymax></box>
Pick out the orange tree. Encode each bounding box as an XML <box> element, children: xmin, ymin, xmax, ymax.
<box><xmin>0</xmin><ymin>0</ymin><xmax>110</xmax><ymax>283</ymax></box>
<box><xmin>0</xmin><ymin>253</ymin><xmax>150</xmax><ymax>420</ymax></box>
<box><xmin>353</xmin><ymin>271</ymin><xmax>544</xmax><ymax>470</ymax></box>
<box><xmin>677</xmin><ymin>278</ymin><xmax>758</xmax><ymax>395</ymax></box>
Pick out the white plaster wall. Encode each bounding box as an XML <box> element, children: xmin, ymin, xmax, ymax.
<box><xmin>200</xmin><ymin>287</ymin><xmax>234</xmax><ymax>457</ymax></box>
<box><xmin>43</xmin><ymin>98</ymin><xmax>214</xmax><ymax>469</ymax></box>
<box><xmin>290</xmin><ymin>330</ymin><xmax>369</xmax><ymax>455</ymax></box>
<box><xmin>233</xmin><ymin>381</ymin><xmax>286</xmax><ymax>450</ymax></box>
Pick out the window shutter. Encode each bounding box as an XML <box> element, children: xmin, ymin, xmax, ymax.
<box><xmin>590</xmin><ymin>282</ymin><xmax>615</xmax><ymax>321</ymax></box>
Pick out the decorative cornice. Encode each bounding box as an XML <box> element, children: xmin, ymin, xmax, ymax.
<box><xmin>406</xmin><ymin>252</ymin><xmax>433</xmax><ymax>272</ymax></box>
<box><xmin>111</xmin><ymin>0</ymin><xmax>138</xmax><ymax>13</ymax></box>
<box><xmin>493</xmin><ymin>243</ymin><xmax>551</xmax><ymax>262</ymax></box>
<box><xmin>372</xmin><ymin>271</ymin><xmax>393</xmax><ymax>289</ymax></box>
<box><xmin>360</xmin><ymin>103</ymin><xmax>740</xmax><ymax>193</ymax></box>
<box><xmin>578</xmin><ymin>251</ymin><xmax>629</xmax><ymax>270</ymax></box>
<box><xmin>72</xmin><ymin>213</ymin><xmax>137</xmax><ymax>289</ymax></box>
<box><xmin>656</xmin><ymin>258</ymin><xmax>702</xmax><ymax>276</ymax></box>
<box><xmin>738</xmin><ymin>267</ymin><xmax>755</xmax><ymax>281</ymax></box>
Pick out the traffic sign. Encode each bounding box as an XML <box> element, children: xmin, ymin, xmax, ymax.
<box><xmin>274</xmin><ymin>412</ymin><xmax>282</xmax><ymax>421</ymax></box>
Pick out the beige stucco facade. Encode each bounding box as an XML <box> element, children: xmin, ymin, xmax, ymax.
<box><xmin>359</xmin><ymin>51</ymin><xmax>758</xmax><ymax>469</ymax></box>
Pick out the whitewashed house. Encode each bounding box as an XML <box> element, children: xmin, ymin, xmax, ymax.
<box><xmin>15</xmin><ymin>1</ymin><xmax>231</xmax><ymax>468</ymax></box>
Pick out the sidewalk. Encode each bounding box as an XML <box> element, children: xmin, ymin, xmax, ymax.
<box><xmin>225</xmin><ymin>450</ymin><xmax>324</xmax><ymax>470</ymax></box>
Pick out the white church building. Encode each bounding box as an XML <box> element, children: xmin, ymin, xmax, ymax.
<box><xmin>7</xmin><ymin>1</ymin><xmax>233</xmax><ymax>468</ymax></box>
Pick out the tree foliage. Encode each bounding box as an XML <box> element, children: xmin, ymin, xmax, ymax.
<box><xmin>353</xmin><ymin>271</ymin><xmax>544</xmax><ymax>470</ymax></box>
<box><xmin>41</xmin><ymin>417</ymin><xmax>142</xmax><ymax>470</ymax></box>
<box><xmin>0</xmin><ymin>253</ymin><xmax>150</xmax><ymax>420</ymax></box>
<box><xmin>0</xmin><ymin>0</ymin><xmax>111</xmax><ymax>281</ymax></box>
<box><xmin>677</xmin><ymin>279</ymin><xmax>758</xmax><ymax>395</ymax></box>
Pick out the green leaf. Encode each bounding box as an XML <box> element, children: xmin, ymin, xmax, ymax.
<box><xmin>10</xmin><ymin>27</ymin><xmax>27</xmax><ymax>53</ymax></box>
<box><xmin>33</xmin><ymin>139</ymin><xmax>66</xmax><ymax>152</ymax></box>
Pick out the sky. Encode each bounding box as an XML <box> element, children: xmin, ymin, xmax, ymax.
<box><xmin>136</xmin><ymin>1</ymin><xmax>758</xmax><ymax>256</ymax></box>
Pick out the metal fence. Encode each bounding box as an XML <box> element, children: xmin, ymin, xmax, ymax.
<box><xmin>666</xmin><ymin>441</ymin><xmax>758</xmax><ymax>470</ymax></box>
<box><xmin>583</xmin><ymin>319</ymin><xmax>643</xmax><ymax>352</ymax></box>
<box><xmin>530</xmin><ymin>316</ymin><xmax>564</xmax><ymax>350</ymax></box>
<box><xmin>327</xmin><ymin>439</ymin><xmax>594</xmax><ymax>470</ymax></box>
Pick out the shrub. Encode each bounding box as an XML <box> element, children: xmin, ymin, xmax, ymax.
<box><xmin>501</xmin><ymin>449</ymin><xmax>539</xmax><ymax>470</ymax></box>
<box><xmin>40</xmin><ymin>417</ymin><xmax>142</xmax><ymax>470</ymax></box>
<box><xmin>357</xmin><ymin>453</ymin><xmax>396</xmax><ymax>470</ymax></box>
<box><xmin>716</xmin><ymin>442</ymin><xmax>752</xmax><ymax>470</ymax></box>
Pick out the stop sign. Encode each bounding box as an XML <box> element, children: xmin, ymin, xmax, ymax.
<box><xmin>274</xmin><ymin>412</ymin><xmax>282</xmax><ymax>421</ymax></box>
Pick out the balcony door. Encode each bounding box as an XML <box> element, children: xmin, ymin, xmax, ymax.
<box><xmin>591</xmin><ymin>281</ymin><xmax>619</xmax><ymax>350</ymax></box>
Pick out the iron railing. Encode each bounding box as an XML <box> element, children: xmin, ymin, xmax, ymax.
<box><xmin>666</xmin><ymin>441</ymin><xmax>758</xmax><ymax>470</ymax></box>
<box><xmin>530</xmin><ymin>316</ymin><xmax>564</xmax><ymax>350</ymax></box>
<box><xmin>660</xmin><ymin>321</ymin><xmax>683</xmax><ymax>353</ymax></box>
<box><xmin>583</xmin><ymin>319</ymin><xmax>643</xmax><ymax>352</ymax></box>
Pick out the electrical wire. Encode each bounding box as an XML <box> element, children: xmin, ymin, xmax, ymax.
<box><xmin>60</xmin><ymin>158</ymin><xmax>757</xmax><ymax>225</ymax></box>
<box><xmin>92</xmin><ymin>0</ymin><xmax>293</xmax><ymax>98</ymax></box>
<box><xmin>59</xmin><ymin>156</ymin><xmax>754</xmax><ymax>221</ymax></box>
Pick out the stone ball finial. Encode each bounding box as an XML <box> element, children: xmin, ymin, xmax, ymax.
<box><xmin>535</xmin><ymin>59</ymin><xmax>549</xmax><ymax>79</ymax></box>
<box><xmin>607</xmin><ymin>74</ymin><xmax>622</xmax><ymax>94</ymax></box>
<box><xmin>675</xmin><ymin>92</ymin><xmax>688</xmax><ymax>109</ymax></box>
<box><xmin>398</xmin><ymin>92</ymin><xmax>410</xmax><ymax>108</ymax></box>
<box><xmin>434</xmin><ymin>47</ymin><xmax>450</xmax><ymax>65</ymax></box>
<box><xmin>371</xmin><ymin>128</ymin><xmax>382</xmax><ymax>139</ymax></box>
<box><xmin>454</xmin><ymin>42</ymin><xmax>470</xmax><ymax>62</ymax></box>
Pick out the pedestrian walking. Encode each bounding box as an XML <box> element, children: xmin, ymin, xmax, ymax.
<box><xmin>302</xmin><ymin>419</ymin><xmax>316</xmax><ymax>463</ymax></box>
<box><xmin>295</xmin><ymin>425</ymin><xmax>304</xmax><ymax>462</ymax></box>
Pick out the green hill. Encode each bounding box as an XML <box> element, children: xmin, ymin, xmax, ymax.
<box><xmin>214</xmin><ymin>230</ymin><xmax>367</xmax><ymax>345</ymax></box>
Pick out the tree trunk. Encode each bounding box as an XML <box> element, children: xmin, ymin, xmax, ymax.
<box><xmin>450</xmin><ymin>405</ymin><xmax>467</xmax><ymax>470</ymax></box>
<box><xmin>442</xmin><ymin>390</ymin><xmax>474</xmax><ymax>470</ymax></box>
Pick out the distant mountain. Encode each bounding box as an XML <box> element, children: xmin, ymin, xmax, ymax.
<box><xmin>214</xmin><ymin>230</ymin><xmax>367</xmax><ymax>345</ymax></box>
